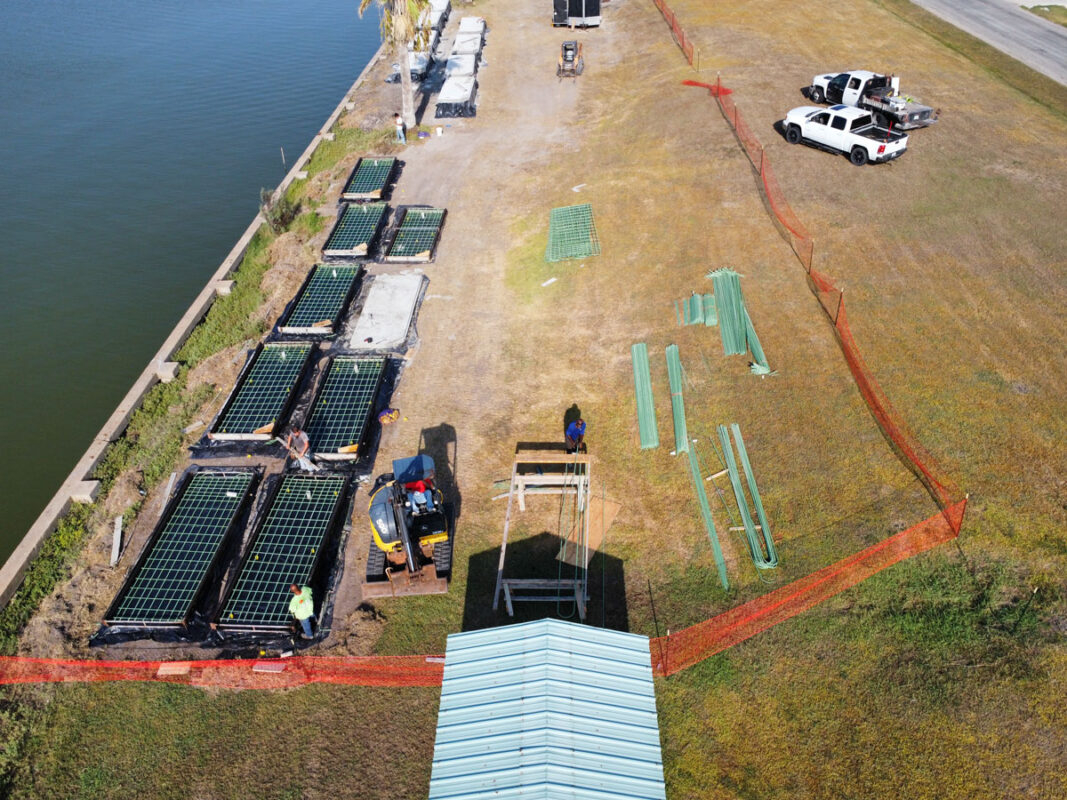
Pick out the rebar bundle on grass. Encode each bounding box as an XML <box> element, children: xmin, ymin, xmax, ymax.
<box><xmin>665</xmin><ymin>345</ymin><xmax>688</xmax><ymax>453</ymax></box>
<box><xmin>708</xmin><ymin>268</ymin><xmax>773</xmax><ymax>374</ymax></box>
<box><xmin>717</xmin><ymin>423</ymin><xmax>778</xmax><ymax>570</ymax></box>
<box><xmin>676</xmin><ymin>293</ymin><xmax>717</xmax><ymax>326</ymax></box>
<box><xmin>631</xmin><ymin>343</ymin><xmax>659</xmax><ymax>449</ymax></box>
<box><xmin>709</xmin><ymin>269</ymin><xmax>747</xmax><ymax>354</ymax></box>
<box><xmin>667</xmin><ymin>345</ymin><xmax>728</xmax><ymax>588</ymax></box>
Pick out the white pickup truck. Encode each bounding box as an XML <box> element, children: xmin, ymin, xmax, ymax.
<box><xmin>783</xmin><ymin>105</ymin><xmax>908</xmax><ymax>165</ymax></box>
<box><xmin>809</xmin><ymin>70</ymin><xmax>937</xmax><ymax>130</ymax></box>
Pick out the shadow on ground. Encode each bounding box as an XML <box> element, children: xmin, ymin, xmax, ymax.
<box><xmin>461</xmin><ymin>531</ymin><xmax>628</xmax><ymax>632</ymax></box>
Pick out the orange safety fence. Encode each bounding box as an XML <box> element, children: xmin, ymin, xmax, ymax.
<box><xmin>652</xmin><ymin>0</ymin><xmax>697</xmax><ymax>67</ymax></box>
<box><xmin>651</xmin><ymin>500</ymin><xmax>967</xmax><ymax>676</ymax></box>
<box><xmin>0</xmin><ymin>654</ymin><xmax>445</xmax><ymax>689</ymax></box>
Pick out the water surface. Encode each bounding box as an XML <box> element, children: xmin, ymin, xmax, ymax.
<box><xmin>0</xmin><ymin>1</ymin><xmax>381</xmax><ymax>561</ymax></box>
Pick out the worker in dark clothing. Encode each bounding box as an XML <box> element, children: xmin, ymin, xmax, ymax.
<box><xmin>565</xmin><ymin>418</ymin><xmax>586</xmax><ymax>453</ymax></box>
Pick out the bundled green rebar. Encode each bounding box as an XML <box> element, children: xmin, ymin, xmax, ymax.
<box><xmin>665</xmin><ymin>345</ymin><xmax>688</xmax><ymax>453</ymax></box>
<box><xmin>631</xmin><ymin>343</ymin><xmax>659</xmax><ymax>450</ymax></box>
<box><xmin>745</xmin><ymin>307</ymin><xmax>771</xmax><ymax>375</ymax></box>
<box><xmin>709</xmin><ymin>269</ymin><xmax>747</xmax><ymax>355</ymax></box>
<box><xmin>688</xmin><ymin>447</ymin><xmax>729</xmax><ymax>589</ymax></box>
<box><xmin>717</xmin><ymin>423</ymin><xmax>778</xmax><ymax>569</ymax></box>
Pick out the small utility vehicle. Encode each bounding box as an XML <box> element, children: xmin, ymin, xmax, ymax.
<box><xmin>783</xmin><ymin>105</ymin><xmax>908</xmax><ymax>165</ymax></box>
<box><xmin>557</xmin><ymin>41</ymin><xmax>584</xmax><ymax>78</ymax></box>
<box><xmin>809</xmin><ymin>70</ymin><xmax>937</xmax><ymax>130</ymax></box>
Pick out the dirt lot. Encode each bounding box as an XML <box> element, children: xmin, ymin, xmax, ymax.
<box><xmin>7</xmin><ymin>1</ymin><xmax>1067</xmax><ymax>798</ymax></box>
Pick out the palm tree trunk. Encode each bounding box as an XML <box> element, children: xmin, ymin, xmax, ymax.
<box><xmin>399</xmin><ymin>44</ymin><xmax>417</xmax><ymax>129</ymax></box>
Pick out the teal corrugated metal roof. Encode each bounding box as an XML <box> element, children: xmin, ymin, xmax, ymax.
<box><xmin>428</xmin><ymin>619</ymin><xmax>666</xmax><ymax>800</ymax></box>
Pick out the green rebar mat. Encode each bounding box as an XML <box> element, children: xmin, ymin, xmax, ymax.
<box><xmin>545</xmin><ymin>203</ymin><xmax>601</xmax><ymax>262</ymax></box>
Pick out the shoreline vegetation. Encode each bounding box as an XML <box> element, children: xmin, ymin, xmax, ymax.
<box><xmin>2</xmin><ymin>1</ymin><xmax>1065</xmax><ymax>797</ymax></box>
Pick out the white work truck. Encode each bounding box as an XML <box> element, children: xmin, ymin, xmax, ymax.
<box><xmin>783</xmin><ymin>105</ymin><xmax>908</xmax><ymax>165</ymax></box>
<box><xmin>809</xmin><ymin>70</ymin><xmax>937</xmax><ymax>130</ymax></box>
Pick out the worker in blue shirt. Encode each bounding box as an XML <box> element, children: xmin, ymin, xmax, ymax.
<box><xmin>565</xmin><ymin>418</ymin><xmax>586</xmax><ymax>454</ymax></box>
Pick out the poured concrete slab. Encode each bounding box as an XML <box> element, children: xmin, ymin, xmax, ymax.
<box><xmin>348</xmin><ymin>272</ymin><xmax>426</xmax><ymax>350</ymax></box>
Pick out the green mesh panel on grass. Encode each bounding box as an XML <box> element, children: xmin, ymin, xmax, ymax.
<box><xmin>545</xmin><ymin>203</ymin><xmax>601</xmax><ymax>262</ymax></box>
<box><xmin>665</xmin><ymin>344</ymin><xmax>688</xmax><ymax>453</ymax></box>
<box><xmin>631</xmin><ymin>343</ymin><xmax>659</xmax><ymax>449</ymax></box>
<box><xmin>717</xmin><ymin>423</ymin><xmax>778</xmax><ymax>570</ymax></box>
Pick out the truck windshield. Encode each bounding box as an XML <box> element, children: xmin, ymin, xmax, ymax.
<box><xmin>830</xmin><ymin>74</ymin><xmax>848</xmax><ymax>90</ymax></box>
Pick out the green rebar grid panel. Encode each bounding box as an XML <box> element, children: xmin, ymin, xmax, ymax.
<box><xmin>105</xmin><ymin>471</ymin><xmax>255</xmax><ymax>625</ymax></box>
<box><xmin>665</xmin><ymin>344</ymin><xmax>688</xmax><ymax>453</ymax></box>
<box><xmin>384</xmin><ymin>207</ymin><xmax>446</xmax><ymax>262</ymax></box>
<box><xmin>717</xmin><ymin>423</ymin><xmax>778</xmax><ymax>570</ymax></box>
<box><xmin>631</xmin><ymin>343</ymin><xmax>659</xmax><ymax>449</ymax></box>
<box><xmin>323</xmin><ymin>202</ymin><xmax>387</xmax><ymax>258</ymax></box>
<box><xmin>341</xmin><ymin>157</ymin><xmax>396</xmax><ymax>201</ymax></box>
<box><xmin>217</xmin><ymin>474</ymin><xmax>347</xmax><ymax>630</ymax></box>
<box><xmin>304</xmin><ymin>356</ymin><xmax>385</xmax><ymax>457</ymax></box>
<box><xmin>545</xmin><ymin>203</ymin><xmax>601</xmax><ymax>262</ymax></box>
<box><xmin>280</xmin><ymin>265</ymin><xmax>360</xmax><ymax>334</ymax></box>
<box><xmin>213</xmin><ymin>343</ymin><xmax>313</xmax><ymax>439</ymax></box>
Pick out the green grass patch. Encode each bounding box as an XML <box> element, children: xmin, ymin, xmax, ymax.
<box><xmin>289</xmin><ymin>210</ymin><xmax>327</xmax><ymax>239</ymax></box>
<box><xmin>175</xmin><ymin>227</ymin><xmax>274</xmax><ymax>367</ymax></box>
<box><xmin>304</xmin><ymin>125</ymin><xmax>395</xmax><ymax>181</ymax></box>
<box><xmin>1026</xmin><ymin>4</ymin><xmax>1067</xmax><ymax>27</ymax></box>
<box><xmin>0</xmin><ymin>504</ymin><xmax>93</xmax><ymax>656</ymax></box>
<box><xmin>5</xmin><ymin>683</ymin><xmax>439</xmax><ymax>800</ymax></box>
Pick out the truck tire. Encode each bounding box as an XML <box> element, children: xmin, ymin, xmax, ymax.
<box><xmin>850</xmin><ymin>146</ymin><xmax>869</xmax><ymax>166</ymax></box>
<box><xmin>810</xmin><ymin>86</ymin><xmax>824</xmax><ymax>104</ymax></box>
<box><xmin>786</xmin><ymin>125</ymin><xmax>802</xmax><ymax>144</ymax></box>
<box><xmin>874</xmin><ymin>112</ymin><xmax>890</xmax><ymax>128</ymax></box>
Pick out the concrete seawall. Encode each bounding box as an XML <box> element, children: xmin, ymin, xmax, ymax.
<box><xmin>0</xmin><ymin>44</ymin><xmax>386</xmax><ymax>609</ymax></box>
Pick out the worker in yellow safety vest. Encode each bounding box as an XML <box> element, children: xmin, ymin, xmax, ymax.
<box><xmin>289</xmin><ymin>584</ymin><xmax>315</xmax><ymax>638</ymax></box>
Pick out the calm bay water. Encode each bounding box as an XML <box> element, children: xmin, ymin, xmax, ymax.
<box><xmin>0</xmin><ymin>1</ymin><xmax>381</xmax><ymax>561</ymax></box>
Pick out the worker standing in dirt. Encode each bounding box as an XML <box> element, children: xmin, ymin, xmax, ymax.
<box><xmin>289</xmin><ymin>584</ymin><xmax>315</xmax><ymax>638</ymax></box>
<box><xmin>565</xmin><ymin>418</ymin><xmax>587</xmax><ymax>454</ymax></box>
<box><xmin>394</xmin><ymin>112</ymin><xmax>406</xmax><ymax>144</ymax></box>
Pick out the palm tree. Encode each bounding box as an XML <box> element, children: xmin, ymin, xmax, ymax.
<box><xmin>359</xmin><ymin>0</ymin><xmax>431</xmax><ymax>130</ymax></box>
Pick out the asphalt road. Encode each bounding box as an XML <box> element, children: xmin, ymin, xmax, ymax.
<box><xmin>910</xmin><ymin>0</ymin><xmax>1067</xmax><ymax>85</ymax></box>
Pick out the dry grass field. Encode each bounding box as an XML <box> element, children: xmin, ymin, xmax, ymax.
<box><xmin>3</xmin><ymin>1</ymin><xmax>1065</xmax><ymax>797</ymax></box>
